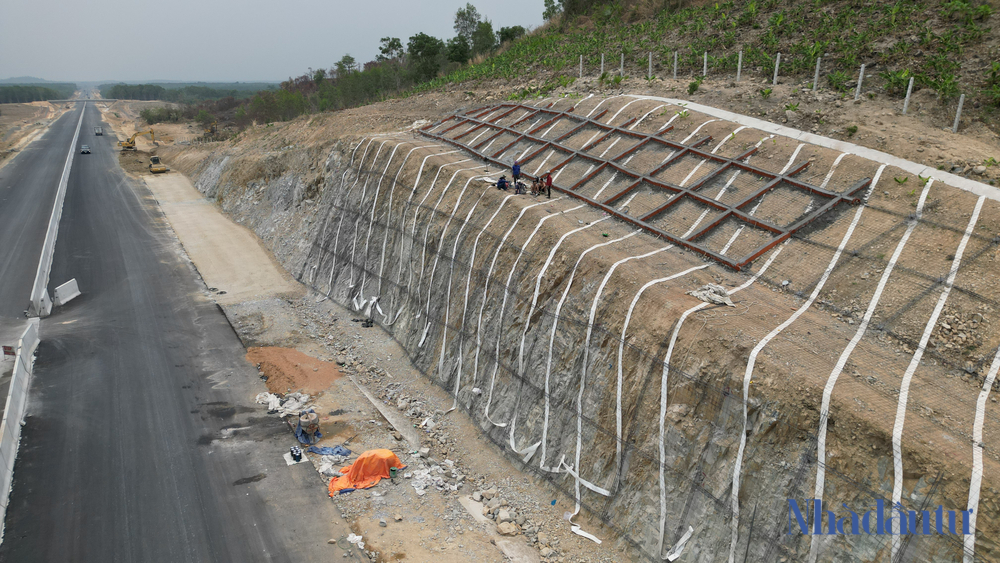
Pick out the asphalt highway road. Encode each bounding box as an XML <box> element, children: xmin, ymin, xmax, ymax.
<box><xmin>0</xmin><ymin>104</ymin><xmax>360</xmax><ymax>562</ymax></box>
<box><xmin>0</xmin><ymin>107</ymin><xmax>76</xmax><ymax>320</ymax></box>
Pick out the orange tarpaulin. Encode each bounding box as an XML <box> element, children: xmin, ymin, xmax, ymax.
<box><xmin>328</xmin><ymin>449</ymin><xmax>406</xmax><ymax>496</ymax></box>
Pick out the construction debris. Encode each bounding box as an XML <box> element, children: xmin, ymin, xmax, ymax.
<box><xmin>686</xmin><ymin>283</ymin><xmax>736</xmax><ymax>307</ymax></box>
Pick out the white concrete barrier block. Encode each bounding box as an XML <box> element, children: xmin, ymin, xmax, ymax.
<box><xmin>53</xmin><ymin>278</ymin><xmax>81</xmax><ymax>307</ymax></box>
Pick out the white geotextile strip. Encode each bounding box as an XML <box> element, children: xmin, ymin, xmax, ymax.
<box><xmin>539</xmin><ymin>230</ymin><xmax>640</xmax><ymax>470</ymax></box>
<box><xmin>726</xmin><ymin>154</ymin><xmax>866</xmax><ymax>563</ymax></box>
<box><xmin>473</xmin><ymin>198</ymin><xmax>564</xmax><ymax>388</ymax></box>
<box><xmin>447</xmin><ymin>193</ymin><xmax>517</xmax><ymax>412</ymax></box>
<box><xmin>621</xmin><ymin>94</ymin><xmax>1000</xmax><ymax>202</ymax></box>
<box><xmin>807</xmin><ymin>173</ymin><xmax>934</xmax><ymax>563</ymax></box>
<box><xmin>889</xmin><ymin>195</ymin><xmax>984</xmax><ymax>560</ymax></box>
<box><xmin>658</xmin><ymin>242</ymin><xmax>786</xmax><ymax>557</ymax></box>
<box><xmin>434</xmin><ymin>176</ymin><xmax>493</xmax><ymax>387</ymax></box>
<box><xmin>414</xmin><ymin>165</ymin><xmax>484</xmax><ymax>336</ymax></box>
<box><xmin>965</xmin><ymin>344</ymin><xmax>1000</xmax><ymax>563</ymax></box>
<box><xmin>483</xmin><ymin>204</ymin><xmax>588</xmax><ymax>426</ymax></box>
<box><xmin>405</xmin><ymin>160</ymin><xmax>473</xmax><ymax>315</ymax></box>
<box><xmin>366</xmin><ymin>143</ymin><xmax>438</xmax><ymax>297</ymax></box>
<box><xmin>345</xmin><ymin>139</ymin><xmax>389</xmax><ymax>286</ymax></box>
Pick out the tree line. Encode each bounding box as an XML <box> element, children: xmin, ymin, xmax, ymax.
<box><xmin>100</xmin><ymin>83</ymin><xmax>270</xmax><ymax>103</ymax></box>
<box><xmin>0</xmin><ymin>83</ymin><xmax>77</xmax><ymax>103</ymax></box>
<box><xmin>233</xmin><ymin>3</ymin><xmax>526</xmax><ymax>126</ymax></box>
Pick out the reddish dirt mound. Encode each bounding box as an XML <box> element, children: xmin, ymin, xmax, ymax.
<box><xmin>246</xmin><ymin>346</ymin><xmax>342</xmax><ymax>394</ymax></box>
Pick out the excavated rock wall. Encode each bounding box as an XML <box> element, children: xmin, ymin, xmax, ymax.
<box><xmin>166</xmin><ymin>122</ymin><xmax>985</xmax><ymax>563</ymax></box>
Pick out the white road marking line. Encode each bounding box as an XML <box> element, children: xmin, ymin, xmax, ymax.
<box><xmin>889</xmin><ymin>193</ymin><xmax>983</xmax><ymax>560</ymax></box>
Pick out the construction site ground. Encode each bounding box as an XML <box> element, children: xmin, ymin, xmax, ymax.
<box><xmin>106</xmin><ymin>73</ymin><xmax>1000</xmax><ymax>561</ymax></box>
<box><xmin>110</xmin><ymin>135</ymin><xmax>622</xmax><ymax>561</ymax></box>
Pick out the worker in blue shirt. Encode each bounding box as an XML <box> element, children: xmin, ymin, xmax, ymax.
<box><xmin>512</xmin><ymin>161</ymin><xmax>521</xmax><ymax>185</ymax></box>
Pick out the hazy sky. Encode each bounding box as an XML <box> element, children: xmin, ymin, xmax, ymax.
<box><xmin>0</xmin><ymin>0</ymin><xmax>544</xmax><ymax>83</ymax></box>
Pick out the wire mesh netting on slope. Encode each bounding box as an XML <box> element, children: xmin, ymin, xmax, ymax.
<box><xmin>283</xmin><ymin>138</ymin><xmax>1000</xmax><ymax>562</ymax></box>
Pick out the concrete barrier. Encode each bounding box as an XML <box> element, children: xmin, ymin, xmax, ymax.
<box><xmin>27</xmin><ymin>104</ymin><xmax>85</xmax><ymax>317</ymax></box>
<box><xmin>0</xmin><ymin>319</ymin><xmax>39</xmax><ymax>540</ymax></box>
<box><xmin>53</xmin><ymin>278</ymin><xmax>80</xmax><ymax>307</ymax></box>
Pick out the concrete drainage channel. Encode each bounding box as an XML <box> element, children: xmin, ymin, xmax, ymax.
<box><xmin>0</xmin><ymin>105</ymin><xmax>85</xmax><ymax>540</ymax></box>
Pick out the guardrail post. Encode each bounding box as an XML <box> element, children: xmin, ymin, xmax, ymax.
<box><xmin>620</xmin><ymin>52</ymin><xmax>624</xmax><ymax>76</ymax></box>
<box><xmin>703</xmin><ymin>52</ymin><xmax>708</xmax><ymax>77</ymax></box>
<box><xmin>953</xmin><ymin>93</ymin><xmax>965</xmax><ymax>133</ymax></box>
<box><xmin>673</xmin><ymin>51</ymin><xmax>678</xmax><ymax>79</ymax></box>
<box><xmin>601</xmin><ymin>53</ymin><xmax>605</xmax><ymax>76</ymax></box>
<box><xmin>813</xmin><ymin>57</ymin><xmax>822</xmax><ymax>91</ymax></box>
<box><xmin>854</xmin><ymin>64</ymin><xmax>866</xmax><ymax>101</ymax></box>
<box><xmin>579</xmin><ymin>55</ymin><xmax>583</xmax><ymax>79</ymax></box>
<box><xmin>648</xmin><ymin>52</ymin><xmax>652</xmax><ymax>79</ymax></box>
<box><xmin>736</xmin><ymin>50</ymin><xmax>743</xmax><ymax>82</ymax></box>
<box><xmin>772</xmin><ymin>53</ymin><xmax>781</xmax><ymax>86</ymax></box>
<box><xmin>902</xmin><ymin>76</ymin><xmax>915</xmax><ymax>115</ymax></box>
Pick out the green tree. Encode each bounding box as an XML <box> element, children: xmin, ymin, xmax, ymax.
<box><xmin>543</xmin><ymin>0</ymin><xmax>563</xmax><ymax>20</ymax></box>
<box><xmin>335</xmin><ymin>54</ymin><xmax>357</xmax><ymax>77</ymax></box>
<box><xmin>446</xmin><ymin>36</ymin><xmax>471</xmax><ymax>63</ymax></box>
<box><xmin>378</xmin><ymin>37</ymin><xmax>404</xmax><ymax>61</ymax></box>
<box><xmin>471</xmin><ymin>20</ymin><xmax>496</xmax><ymax>56</ymax></box>
<box><xmin>497</xmin><ymin>25</ymin><xmax>526</xmax><ymax>44</ymax></box>
<box><xmin>454</xmin><ymin>3</ymin><xmax>482</xmax><ymax>44</ymax></box>
<box><xmin>195</xmin><ymin>109</ymin><xmax>215</xmax><ymax>126</ymax></box>
<box><xmin>407</xmin><ymin>33</ymin><xmax>445</xmax><ymax>82</ymax></box>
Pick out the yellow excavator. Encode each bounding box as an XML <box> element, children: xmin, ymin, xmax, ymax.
<box><xmin>148</xmin><ymin>155</ymin><xmax>169</xmax><ymax>174</ymax></box>
<box><xmin>204</xmin><ymin>121</ymin><xmax>218</xmax><ymax>135</ymax></box>
<box><xmin>119</xmin><ymin>129</ymin><xmax>156</xmax><ymax>151</ymax></box>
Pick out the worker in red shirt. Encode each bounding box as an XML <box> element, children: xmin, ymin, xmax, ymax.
<box><xmin>545</xmin><ymin>172</ymin><xmax>553</xmax><ymax>199</ymax></box>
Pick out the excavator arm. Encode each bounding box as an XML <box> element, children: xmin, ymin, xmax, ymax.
<box><xmin>119</xmin><ymin>129</ymin><xmax>156</xmax><ymax>151</ymax></box>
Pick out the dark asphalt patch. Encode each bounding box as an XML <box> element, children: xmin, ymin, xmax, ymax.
<box><xmin>232</xmin><ymin>474</ymin><xmax>266</xmax><ymax>486</ymax></box>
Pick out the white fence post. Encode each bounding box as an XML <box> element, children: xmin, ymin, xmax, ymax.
<box><xmin>648</xmin><ymin>52</ymin><xmax>652</xmax><ymax>79</ymax></box>
<box><xmin>736</xmin><ymin>50</ymin><xmax>743</xmax><ymax>82</ymax></box>
<box><xmin>902</xmin><ymin>76</ymin><xmax>915</xmax><ymax>115</ymax></box>
<box><xmin>772</xmin><ymin>53</ymin><xmax>781</xmax><ymax>86</ymax></box>
<box><xmin>854</xmin><ymin>64</ymin><xmax>866</xmax><ymax>101</ymax></box>
<box><xmin>601</xmin><ymin>53</ymin><xmax>605</xmax><ymax>75</ymax></box>
<box><xmin>953</xmin><ymin>93</ymin><xmax>965</xmax><ymax>133</ymax></box>
<box><xmin>579</xmin><ymin>55</ymin><xmax>583</xmax><ymax>79</ymax></box>
<box><xmin>620</xmin><ymin>52</ymin><xmax>624</xmax><ymax>76</ymax></box>
<box><xmin>813</xmin><ymin>57</ymin><xmax>822</xmax><ymax>91</ymax></box>
<box><xmin>673</xmin><ymin>51</ymin><xmax>678</xmax><ymax>79</ymax></box>
<box><xmin>703</xmin><ymin>52</ymin><xmax>708</xmax><ymax>77</ymax></box>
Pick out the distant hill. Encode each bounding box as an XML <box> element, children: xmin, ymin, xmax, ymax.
<box><xmin>0</xmin><ymin>76</ymin><xmax>58</xmax><ymax>84</ymax></box>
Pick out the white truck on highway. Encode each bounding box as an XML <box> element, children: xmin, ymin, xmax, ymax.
<box><xmin>94</xmin><ymin>127</ymin><xmax>103</xmax><ymax>136</ymax></box>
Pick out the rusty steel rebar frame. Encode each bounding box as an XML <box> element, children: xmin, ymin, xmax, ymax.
<box><xmin>420</xmin><ymin>102</ymin><xmax>871</xmax><ymax>270</ymax></box>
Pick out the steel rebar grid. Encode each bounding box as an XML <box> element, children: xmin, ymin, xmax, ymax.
<box><xmin>420</xmin><ymin>103</ymin><xmax>871</xmax><ymax>270</ymax></box>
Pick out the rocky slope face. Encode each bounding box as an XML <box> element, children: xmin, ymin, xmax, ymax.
<box><xmin>161</xmin><ymin>96</ymin><xmax>1000</xmax><ymax>562</ymax></box>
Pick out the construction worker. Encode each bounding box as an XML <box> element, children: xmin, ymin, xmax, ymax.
<box><xmin>512</xmin><ymin>161</ymin><xmax>521</xmax><ymax>185</ymax></box>
<box><xmin>545</xmin><ymin>172</ymin><xmax>553</xmax><ymax>199</ymax></box>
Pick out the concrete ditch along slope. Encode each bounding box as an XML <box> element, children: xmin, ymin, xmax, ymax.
<box><xmin>164</xmin><ymin>95</ymin><xmax>1000</xmax><ymax>563</ymax></box>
